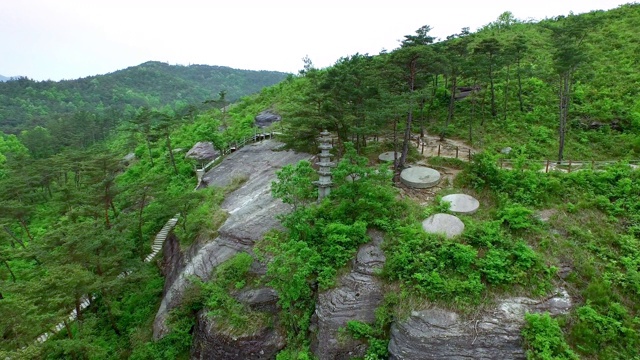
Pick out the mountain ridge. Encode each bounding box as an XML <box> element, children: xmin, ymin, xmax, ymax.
<box><xmin>0</xmin><ymin>61</ymin><xmax>289</xmax><ymax>134</ymax></box>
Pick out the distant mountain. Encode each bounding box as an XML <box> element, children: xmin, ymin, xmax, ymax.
<box><xmin>0</xmin><ymin>61</ymin><xmax>290</xmax><ymax>134</ymax></box>
<box><xmin>0</xmin><ymin>75</ymin><xmax>10</xmax><ymax>82</ymax></box>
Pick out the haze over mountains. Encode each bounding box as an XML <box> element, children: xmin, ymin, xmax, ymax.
<box><xmin>0</xmin><ymin>75</ymin><xmax>10</xmax><ymax>82</ymax></box>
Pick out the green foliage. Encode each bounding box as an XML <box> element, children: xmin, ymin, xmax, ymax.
<box><xmin>497</xmin><ymin>202</ymin><xmax>535</xmax><ymax>230</ymax></box>
<box><xmin>0</xmin><ymin>63</ymin><xmax>288</xmax><ymax>135</ymax></box>
<box><xmin>264</xmin><ymin>145</ymin><xmax>402</xmax><ymax>352</ymax></box>
<box><xmin>427</xmin><ymin>156</ymin><xmax>468</xmax><ymax>169</ymax></box>
<box><xmin>384</xmin><ymin>215</ymin><xmax>553</xmax><ymax>305</ymax></box>
<box><xmin>271</xmin><ymin>160</ymin><xmax>317</xmax><ymax>210</ymax></box>
<box><xmin>345</xmin><ymin>321</ymin><xmax>388</xmax><ymax>360</ymax></box>
<box><xmin>196</xmin><ymin>253</ymin><xmax>268</xmax><ymax>337</ymax></box>
<box><xmin>569</xmin><ymin>303</ymin><xmax>639</xmax><ymax>357</ymax></box>
<box><xmin>522</xmin><ymin>313</ymin><xmax>579</xmax><ymax>360</ymax></box>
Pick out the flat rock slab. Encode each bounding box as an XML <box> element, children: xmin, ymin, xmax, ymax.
<box><xmin>441</xmin><ymin>194</ymin><xmax>479</xmax><ymax>214</ymax></box>
<box><xmin>378</xmin><ymin>151</ymin><xmax>401</xmax><ymax>162</ymax></box>
<box><xmin>400</xmin><ymin>167</ymin><xmax>441</xmax><ymax>188</ymax></box>
<box><xmin>422</xmin><ymin>213</ymin><xmax>464</xmax><ymax>238</ymax></box>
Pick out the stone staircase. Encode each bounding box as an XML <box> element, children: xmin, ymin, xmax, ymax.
<box><xmin>144</xmin><ymin>216</ymin><xmax>179</xmax><ymax>263</ymax></box>
<box><xmin>33</xmin><ymin>215</ymin><xmax>180</xmax><ymax>344</ymax></box>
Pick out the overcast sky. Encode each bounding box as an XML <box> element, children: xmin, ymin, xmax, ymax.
<box><xmin>0</xmin><ymin>0</ymin><xmax>631</xmax><ymax>81</ymax></box>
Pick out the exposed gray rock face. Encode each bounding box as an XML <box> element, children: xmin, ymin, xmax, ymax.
<box><xmin>311</xmin><ymin>230</ymin><xmax>386</xmax><ymax>359</ymax></box>
<box><xmin>153</xmin><ymin>140</ymin><xmax>310</xmax><ymax>339</ymax></box>
<box><xmin>388</xmin><ymin>289</ymin><xmax>572</xmax><ymax>360</ymax></box>
<box><xmin>186</xmin><ymin>141</ymin><xmax>219</xmax><ymax>161</ymax></box>
<box><xmin>191</xmin><ymin>287</ymin><xmax>286</xmax><ymax>359</ymax></box>
<box><xmin>159</xmin><ymin>233</ymin><xmax>186</xmax><ymax>294</ymax></box>
<box><xmin>255</xmin><ymin>111</ymin><xmax>282</xmax><ymax>128</ymax></box>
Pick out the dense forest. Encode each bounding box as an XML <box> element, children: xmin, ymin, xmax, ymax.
<box><xmin>0</xmin><ymin>61</ymin><xmax>288</xmax><ymax>134</ymax></box>
<box><xmin>1</xmin><ymin>3</ymin><xmax>640</xmax><ymax>359</ymax></box>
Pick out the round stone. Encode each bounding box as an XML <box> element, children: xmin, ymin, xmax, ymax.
<box><xmin>422</xmin><ymin>213</ymin><xmax>465</xmax><ymax>238</ymax></box>
<box><xmin>441</xmin><ymin>194</ymin><xmax>480</xmax><ymax>214</ymax></box>
<box><xmin>378</xmin><ymin>151</ymin><xmax>401</xmax><ymax>162</ymax></box>
<box><xmin>400</xmin><ymin>166</ymin><xmax>441</xmax><ymax>188</ymax></box>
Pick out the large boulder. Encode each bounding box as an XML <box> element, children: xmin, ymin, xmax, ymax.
<box><xmin>153</xmin><ymin>140</ymin><xmax>311</xmax><ymax>339</ymax></box>
<box><xmin>255</xmin><ymin>111</ymin><xmax>282</xmax><ymax>128</ymax></box>
<box><xmin>311</xmin><ymin>230</ymin><xmax>386</xmax><ymax>359</ymax></box>
<box><xmin>185</xmin><ymin>141</ymin><xmax>219</xmax><ymax>162</ymax></box>
<box><xmin>388</xmin><ymin>289</ymin><xmax>572</xmax><ymax>359</ymax></box>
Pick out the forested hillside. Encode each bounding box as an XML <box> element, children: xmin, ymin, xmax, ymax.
<box><xmin>263</xmin><ymin>4</ymin><xmax>640</xmax><ymax>163</ymax></box>
<box><xmin>0</xmin><ymin>61</ymin><xmax>288</xmax><ymax>134</ymax></box>
<box><xmin>1</xmin><ymin>3</ymin><xmax>639</xmax><ymax>360</ymax></box>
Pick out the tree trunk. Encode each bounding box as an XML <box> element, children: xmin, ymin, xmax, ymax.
<box><xmin>480</xmin><ymin>90</ymin><xmax>487</xmax><ymax>126</ymax></box>
<box><xmin>516</xmin><ymin>57</ymin><xmax>524</xmax><ymax>112</ymax></box>
<box><xmin>18</xmin><ymin>218</ymin><xmax>34</xmax><ymax>242</ymax></box>
<box><xmin>399</xmin><ymin>110</ymin><xmax>413</xmax><ymax>169</ymax></box>
<box><xmin>165</xmin><ymin>134</ymin><xmax>179</xmax><ymax>175</ymax></box>
<box><xmin>145</xmin><ymin>137</ymin><xmax>155</xmax><ymax>167</ymax></box>
<box><xmin>557</xmin><ymin>73</ymin><xmax>570</xmax><ymax>163</ymax></box>
<box><xmin>75</xmin><ymin>296</ymin><xmax>83</xmax><ymax>322</ymax></box>
<box><xmin>419</xmin><ymin>97</ymin><xmax>426</xmax><ymax>137</ymax></box>
<box><xmin>137</xmin><ymin>187</ymin><xmax>148</xmax><ymax>258</ymax></box>
<box><xmin>4</xmin><ymin>260</ymin><xmax>16</xmax><ymax>282</ymax></box>
<box><xmin>469</xmin><ymin>80</ymin><xmax>477</xmax><ymax>143</ymax></box>
<box><xmin>503</xmin><ymin>64</ymin><xmax>511</xmax><ymax>122</ymax></box>
<box><xmin>101</xmin><ymin>289</ymin><xmax>121</xmax><ymax>336</ymax></box>
<box><xmin>63</xmin><ymin>319</ymin><xmax>73</xmax><ymax>339</ymax></box>
<box><xmin>393</xmin><ymin>118</ymin><xmax>399</xmax><ymax>169</ymax></box>
<box><xmin>489</xmin><ymin>60</ymin><xmax>497</xmax><ymax>118</ymax></box>
<box><xmin>3</xmin><ymin>226</ymin><xmax>25</xmax><ymax>249</ymax></box>
<box><xmin>441</xmin><ymin>75</ymin><xmax>457</xmax><ymax>141</ymax></box>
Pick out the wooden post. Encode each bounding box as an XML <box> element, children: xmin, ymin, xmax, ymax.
<box><xmin>546</xmin><ymin>159</ymin><xmax>550</xmax><ymax>173</ymax></box>
<box><xmin>455</xmin><ymin>146</ymin><xmax>459</xmax><ymax>159</ymax></box>
<box><xmin>421</xmin><ymin>142</ymin><xmax>424</xmax><ymax>154</ymax></box>
<box><xmin>468</xmin><ymin>149</ymin><xmax>471</xmax><ymax>161</ymax></box>
<box><xmin>437</xmin><ymin>144</ymin><xmax>441</xmax><ymax>156</ymax></box>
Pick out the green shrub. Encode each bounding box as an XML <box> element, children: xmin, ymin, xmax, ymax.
<box><xmin>570</xmin><ymin>304</ymin><xmax>639</xmax><ymax>357</ymax></box>
<box><xmin>497</xmin><ymin>202</ymin><xmax>535</xmax><ymax>230</ymax></box>
<box><xmin>522</xmin><ymin>313</ymin><xmax>579</xmax><ymax>360</ymax></box>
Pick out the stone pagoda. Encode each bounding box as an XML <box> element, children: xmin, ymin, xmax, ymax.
<box><xmin>314</xmin><ymin>130</ymin><xmax>335</xmax><ymax>201</ymax></box>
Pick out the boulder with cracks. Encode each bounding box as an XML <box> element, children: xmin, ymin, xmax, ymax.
<box><xmin>311</xmin><ymin>230</ymin><xmax>386</xmax><ymax>359</ymax></box>
<box><xmin>388</xmin><ymin>289</ymin><xmax>572</xmax><ymax>359</ymax></box>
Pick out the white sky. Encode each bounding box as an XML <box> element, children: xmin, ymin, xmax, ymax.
<box><xmin>0</xmin><ymin>0</ymin><xmax>631</xmax><ymax>81</ymax></box>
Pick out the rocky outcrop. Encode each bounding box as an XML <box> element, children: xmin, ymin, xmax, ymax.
<box><xmin>311</xmin><ymin>230</ymin><xmax>386</xmax><ymax>359</ymax></box>
<box><xmin>255</xmin><ymin>111</ymin><xmax>282</xmax><ymax>128</ymax></box>
<box><xmin>388</xmin><ymin>289</ymin><xmax>572</xmax><ymax>360</ymax></box>
<box><xmin>159</xmin><ymin>233</ymin><xmax>185</xmax><ymax>293</ymax></box>
<box><xmin>153</xmin><ymin>139</ymin><xmax>310</xmax><ymax>339</ymax></box>
<box><xmin>191</xmin><ymin>312</ymin><xmax>286</xmax><ymax>359</ymax></box>
<box><xmin>191</xmin><ymin>287</ymin><xmax>286</xmax><ymax>359</ymax></box>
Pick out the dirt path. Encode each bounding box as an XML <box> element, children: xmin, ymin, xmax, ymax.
<box><xmin>414</xmin><ymin>134</ymin><xmax>478</xmax><ymax>161</ymax></box>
